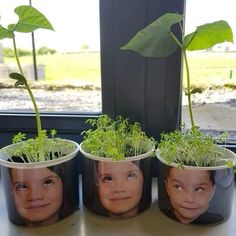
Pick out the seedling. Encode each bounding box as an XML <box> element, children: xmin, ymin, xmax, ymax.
<box><xmin>0</xmin><ymin>6</ymin><xmax>74</xmax><ymax>162</ymax></box>
<box><xmin>82</xmin><ymin>114</ymin><xmax>155</xmax><ymax>160</ymax></box>
<box><xmin>121</xmin><ymin>13</ymin><xmax>234</xmax><ymax>166</ymax></box>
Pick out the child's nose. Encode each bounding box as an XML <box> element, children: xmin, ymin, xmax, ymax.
<box><xmin>112</xmin><ymin>179</ymin><xmax>125</xmax><ymax>192</ymax></box>
<box><xmin>28</xmin><ymin>186</ymin><xmax>44</xmax><ymax>200</ymax></box>
<box><xmin>184</xmin><ymin>191</ymin><xmax>195</xmax><ymax>203</ymax></box>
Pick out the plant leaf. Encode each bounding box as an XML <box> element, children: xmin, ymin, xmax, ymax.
<box><xmin>0</xmin><ymin>25</ymin><xmax>14</xmax><ymax>39</ymax></box>
<box><xmin>7</xmin><ymin>5</ymin><xmax>54</xmax><ymax>33</ymax></box>
<box><xmin>184</xmin><ymin>20</ymin><xmax>233</xmax><ymax>51</ymax></box>
<box><xmin>120</xmin><ymin>13</ymin><xmax>183</xmax><ymax>57</ymax></box>
<box><xmin>9</xmin><ymin>72</ymin><xmax>27</xmax><ymax>87</ymax></box>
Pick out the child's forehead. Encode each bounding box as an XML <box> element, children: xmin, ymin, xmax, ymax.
<box><xmin>98</xmin><ymin>161</ymin><xmax>139</xmax><ymax>173</ymax></box>
<box><xmin>169</xmin><ymin>168</ymin><xmax>212</xmax><ymax>182</ymax></box>
<box><xmin>11</xmin><ymin>168</ymin><xmax>57</xmax><ymax>181</ymax></box>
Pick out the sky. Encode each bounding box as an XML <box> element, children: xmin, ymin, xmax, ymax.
<box><xmin>0</xmin><ymin>0</ymin><xmax>100</xmax><ymax>52</ymax></box>
<box><xmin>0</xmin><ymin>0</ymin><xmax>235</xmax><ymax>52</ymax></box>
<box><xmin>185</xmin><ymin>0</ymin><xmax>236</xmax><ymax>35</ymax></box>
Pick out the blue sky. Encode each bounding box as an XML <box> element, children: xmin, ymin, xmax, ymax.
<box><xmin>1</xmin><ymin>0</ymin><xmax>235</xmax><ymax>52</ymax></box>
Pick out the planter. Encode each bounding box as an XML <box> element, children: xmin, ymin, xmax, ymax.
<box><xmin>156</xmin><ymin>145</ymin><xmax>236</xmax><ymax>225</ymax></box>
<box><xmin>220</xmin><ymin>143</ymin><xmax>236</xmax><ymax>180</ymax></box>
<box><xmin>80</xmin><ymin>142</ymin><xmax>154</xmax><ymax>219</ymax></box>
<box><xmin>0</xmin><ymin>139</ymin><xmax>80</xmax><ymax>227</ymax></box>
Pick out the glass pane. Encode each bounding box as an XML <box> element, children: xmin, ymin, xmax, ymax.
<box><xmin>0</xmin><ymin>0</ymin><xmax>101</xmax><ymax>113</ymax></box>
<box><xmin>182</xmin><ymin>0</ymin><xmax>236</xmax><ymax>131</ymax></box>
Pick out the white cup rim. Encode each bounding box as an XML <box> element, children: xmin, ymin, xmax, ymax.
<box><xmin>0</xmin><ymin>139</ymin><xmax>80</xmax><ymax>169</ymax></box>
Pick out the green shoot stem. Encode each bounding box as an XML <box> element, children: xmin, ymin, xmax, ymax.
<box><xmin>182</xmin><ymin>49</ymin><xmax>195</xmax><ymax>128</ymax></box>
<box><xmin>13</xmin><ymin>36</ymin><xmax>43</xmax><ymax>161</ymax></box>
<box><xmin>169</xmin><ymin>31</ymin><xmax>195</xmax><ymax>129</ymax></box>
<box><xmin>169</xmin><ymin>31</ymin><xmax>183</xmax><ymax>49</ymax></box>
<box><xmin>13</xmin><ymin>37</ymin><xmax>24</xmax><ymax>75</ymax></box>
<box><xmin>25</xmin><ymin>83</ymin><xmax>43</xmax><ymax>161</ymax></box>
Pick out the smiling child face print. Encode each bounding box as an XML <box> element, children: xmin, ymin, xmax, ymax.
<box><xmin>96</xmin><ymin>161</ymin><xmax>144</xmax><ymax>219</ymax></box>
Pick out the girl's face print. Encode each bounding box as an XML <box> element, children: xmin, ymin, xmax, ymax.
<box><xmin>97</xmin><ymin>161</ymin><xmax>143</xmax><ymax>218</ymax></box>
<box><xmin>11</xmin><ymin>168</ymin><xmax>63</xmax><ymax>226</ymax></box>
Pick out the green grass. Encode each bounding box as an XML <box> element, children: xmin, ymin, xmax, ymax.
<box><xmin>4</xmin><ymin>51</ymin><xmax>236</xmax><ymax>89</ymax></box>
<box><xmin>4</xmin><ymin>52</ymin><xmax>101</xmax><ymax>86</ymax></box>
<box><xmin>184</xmin><ymin>52</ymin><xmax>236</xmax><ymax>88</ymax></box>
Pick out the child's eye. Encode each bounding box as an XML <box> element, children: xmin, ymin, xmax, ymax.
<box><xmin>128</xmin><ymin>172</ymin><xmax>138</xmax><ymax>180</ymax></box>
<box><xmin>173</xmin><ymin>184</ymin><xmax>183</xmax><ymax>190</ymax></box>
<box><xmin>43</xmin><ymin>178</ymin><xmax>56</xmax><ymax>186</ymax></box>
<box><xmin>195</xmin><ymin>187</ymin><xmax>205</xmax><ymax>192</ymax></box>
<box><xmin>102</xmin><ymin>176</ymin><xmax>113</xmax><ymax>183</ymax></box>
<box><xmin>15</xmin><ymin>183</ymin><xmax>28</xmax><ymax>191</ymax></box>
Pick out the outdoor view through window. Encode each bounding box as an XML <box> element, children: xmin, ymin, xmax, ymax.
<box><xmin>0</xmin><ymin>0</ymin><xmax>236</xmax><ymax>132</ymax></box>
<box><xmin>182</xmin><ymin>0</ymin><xmax>236</xmax><ymax>132</ymax></box>
<box><xmin>0</xmin><ymin>0</ymin><xmax>101</xmax><ymax>113</ymax></box>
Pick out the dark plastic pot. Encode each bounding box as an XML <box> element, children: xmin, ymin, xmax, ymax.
<box><xmin>0</xmin><ymin>140</ymin><xmax>80</xmax><ymax>227</ymax></box>
<box><xmin>80</xmin><ymin>142</ymin><xmax>154</xmax><ymax>219</ymax></box>
<box><xmin>221</xmin><ymin>143</ymin><xmax>236</xmax><ymax>180</ymax></box>
<box><xmin>156</xmin><ymin>146</ymin><xmax>236</xmax><ymax>225</ymax></box>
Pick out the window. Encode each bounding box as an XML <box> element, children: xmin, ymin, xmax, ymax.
<box><xmin>182</xmin><ymin>0</ymin><xmax>236</xmax><ymax>132</ymax></box>
<box><xmin>0</xmin><ymin>0</ymin><xmax>101</xmax><ymax>113</ymax></box>
<box><xmin>0</xmin><ymin>0</ymin><xmax>185</xmax><ymax>154</ymax></box>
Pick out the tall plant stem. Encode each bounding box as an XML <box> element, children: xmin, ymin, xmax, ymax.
<box><xmin>13</xmin><ymin>37</ymin><xmax>24</xmax><ymax>75</ymax></box>
<box><xmin>169</xmin><ymin>31</ymin><xmax>195</xmax><ymax>129</ymax></box>
<box><xmin>182</xmin><ymin>49</ymin><xmax>195</xmax><ymax>128</ymax></box>
<box><xmin>13</xmin><ymin>37</ymin><xmax>43</xmax><ymax>161</ymax></box>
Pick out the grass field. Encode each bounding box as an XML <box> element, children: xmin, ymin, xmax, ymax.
<box><xmin>4</xmin><ymin>52</ymin><xmax>101</xmax><ymax>87</ymax></box>
<box><xmin>4</xmin><ymin>51</ymin><xmax>236</xmax><ymax>89</ymax></box>
<box><xmin>183</xmin><ymin>52</ymin><xmax>236</xmax><ymax>88</ymax></box>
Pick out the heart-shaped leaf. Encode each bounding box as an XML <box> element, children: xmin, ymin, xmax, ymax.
<box><xmin>121</xmin><ymin>13</ymin><xmax>183</xmax><ymax>57</ymax></box>
<box><xmin>9</xmin><ymin>72</ymin><xmax>27</xmax><ymax>87</ymax></box>
<box><xmin>0</xmin><ymin>25</ymin><xmax>14</xmax><ymax>39</ymax></box>
<box><xmin>7</xmin><ymin>5</ymin><xmax>54</xmax><ymax>33</ymax></box>
<box><xmin>184</xmin><ymin>20</ymin><xmax>233</xmax><ymax>51</ymax></box>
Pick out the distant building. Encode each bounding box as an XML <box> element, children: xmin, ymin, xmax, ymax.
<box><xmin>211</xmin><ymin>42</ymin><xmax>236</xmax><ymax>52</ymax></box>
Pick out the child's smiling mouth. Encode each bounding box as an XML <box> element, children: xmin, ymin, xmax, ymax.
<box><xmin>26</xmin><ymin>203</ymin><xmax>50</xmax><ymax>209</ymax></box>
<box><xmin>109</xmin><ymin>196</ymin><xmax>132</xmax><ymax>201</ymax></box>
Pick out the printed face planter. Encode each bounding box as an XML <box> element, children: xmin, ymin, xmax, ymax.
<box><xmin>80</xmin><ymin>142</ymin><xmax>154</xmax><ymax>219</ymax></box>
<box><xmin>0</xmin><ymin>140</ymin><xmax>80</xmax><ymax>227</ymax></box>
<box><xmin>156</xmin><ymin>146</ymin><xmax>236</xmax><ymax>225</ymax></box>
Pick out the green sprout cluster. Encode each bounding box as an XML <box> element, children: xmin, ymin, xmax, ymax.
<box><xmin>82</xmin><ymin>115</ymin><xmax>155</xmax><ymax>160</ymax></box>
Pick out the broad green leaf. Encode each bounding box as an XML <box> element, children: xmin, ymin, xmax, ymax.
<box><xmin>9</xmin><ymin>72</ymin><xmax>27</xmax><ymax>87</ymax></box>
<box><xmin>184</xmin><ymin>20</ymin><xmax>233</xmax><ymax>51</ymax></box>
<box><xmin>0</xmin><ymin>25</ymin><xmax>14</xmax><ymax>40</ymax></box>
<box><xmin>121</xmin><ymin>13</ymin><xmax>183</xmax><ymax>57</ymax></box>
<box><xmin>8</xmin><ymin>5</ymin><xmax>54</xmax><ymax>33</ymax></box>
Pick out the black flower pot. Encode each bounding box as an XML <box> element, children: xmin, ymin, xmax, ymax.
<box><xmin>156</xmin><ymin>146</ymin><xmax>236</xmax><ymax>225</ymax></box>
<box><xmin>80</xmin><ymin>142</ymin><xmax>153</xmax><ymax>219</ymax></box>
<box><xmin>0</xmin><ymin>140</ymin><xmax>80</xmax><ymax>227</ymax></box>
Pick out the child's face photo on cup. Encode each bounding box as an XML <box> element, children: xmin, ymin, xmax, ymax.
<box><xmin>165</xmin><ymin>168</ymin><xmax>215</xmax><ymax>224</ymax></box>
<box><xmin>96</xmin><ymin>161</ymin><xmax>144</xmax><ymax>218</ymax></box>
<box><xmin>11</xmin><ymin>168</ymin><xmax>63</xmax><ymax>226</ymax></box>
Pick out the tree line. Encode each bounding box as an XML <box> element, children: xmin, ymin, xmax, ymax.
<box><xmin>3</xmin><ymin>47</ymin><xmax>57</xmax><ymax>57</ymax></box>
